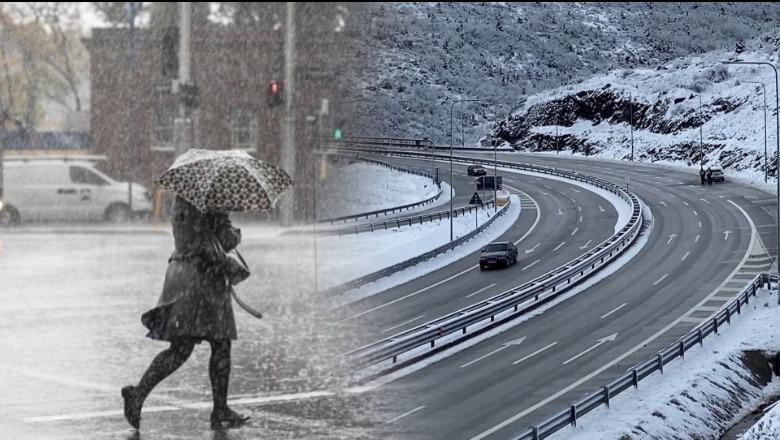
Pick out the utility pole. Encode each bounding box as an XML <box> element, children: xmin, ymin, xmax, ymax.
<box><xmin>279</xmin><ymin>2</ymin><xmax>297</xmax><ymax>225</ymax></box>
<box><xmin>127</xmin><ymin>2</ymin><xmax>137</xmax><ymax>213</ymax></box>
<box><xmin>173</xmin><ymin>2</ymin><xmax>193</xmax><ymax>157</ymax></box>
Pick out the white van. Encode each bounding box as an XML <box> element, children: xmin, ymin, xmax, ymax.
<box><xmin>0</xmin><ymin>159</ymin><xmax>152</xmax><ymax>224</ymax></box>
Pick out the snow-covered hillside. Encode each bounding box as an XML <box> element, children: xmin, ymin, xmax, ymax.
<box><xmin>353</xmin><ymin>3</ymin><xmax>780</xmax><ymax>143</ymax></box>
<box><xmin>488</xmin><ymin>37</ymin><xmax>780</xmax><ymax>180</ymax></box>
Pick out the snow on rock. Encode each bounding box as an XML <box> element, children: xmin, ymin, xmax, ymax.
<box><xmin>488</xmin><ymin>34</ymin><xmax>780</xmax><ymax>181</ymax></box>
<box><xmin>549</xmin><ymin>290</ymin><xmax>780</xmax><ymax>440</ymax></box>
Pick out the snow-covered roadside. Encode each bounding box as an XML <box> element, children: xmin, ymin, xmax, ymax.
<box><xmin>741</xmin><ymin>399</ymin><xmax>780</xmax><ymax>440</ymax></box>
<box><xmin>325</xmin><ymin>196</ymin><xmax>520</xmax><ymax>303</ymax></box>
<box><xmin>549</xmin><ymin>288</ymin><xmax>780</xmax><ymax>440</ymax></box>
<box><xmin>317</xmin><ymin>161</ymin><xmax>442</xmax><ymax>220</ymax></box>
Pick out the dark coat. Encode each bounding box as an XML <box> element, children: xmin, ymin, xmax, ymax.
<box><xmin>142</xmin><ymin>198</ymin><xmax>241</xmax><ymax>341</ymax></box>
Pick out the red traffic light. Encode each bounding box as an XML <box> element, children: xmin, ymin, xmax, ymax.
<box><xmin>268</xmin><ymin>81</ymin><xmax>282</xmax><ymax>95</ymax></box>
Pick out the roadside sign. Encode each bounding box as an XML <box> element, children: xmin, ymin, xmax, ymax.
<box><xmin>469</xmin><ymin>192</ymin><xmax>484</xmax><ymax>205</ymax></box>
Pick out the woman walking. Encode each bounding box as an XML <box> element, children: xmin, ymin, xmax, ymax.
<box><xmin>122</xmin><ymin>196</ymin><xmax>250</xmax><ymax>430</ymax></box>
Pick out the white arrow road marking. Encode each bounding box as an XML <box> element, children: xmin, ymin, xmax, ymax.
<box><xmin>579</xmin><ymin>240</ymin><xmax>592</xmax><ymax>250</ymax></box>
<box><xmin>553</xmin><ymin>242</ymin><xmax>566</xmax><ymax>252</ymax></box>
<box><xmin>557</xmin><ymin>208</ymin><xmax>564</xmax><ymax>216</ymax></box>
<box><xmin>681</xmin><ymin>251</ymin><xmax>690</xmax><ymax>262</ymax></box>
<box><xmin>571</xmin><ymin>227</ymin><xmax>579</xmax><ymax>236</ymax></box>
<box><xmin>513</xmin><ymin>342</ymin><xmax>558</xmax><ymax>365</ymax></box>
<box><xmin>695</xmin><ymin>234</ymin><xmax>700</xmax><ymax>243</ymax></box>
<box><xmin>653</xmin><ymin>273</ymin><xmax>669</xmax><ymax>286</ymax></box>
<box><xmin>693</xmin><ymin>210</ymin><xmax>699</xmax><ymax>216</ymax></box>
<box><xmin>562</xmin><ymin>333</ymin><xmax>619</xmax><ymax>365</ymax></box>
<box><xmin>600</xmin><ymin>303</ymin><xmax>627</xmax><ymax>319</ymax></box>
<box><xmin>460</xmin><ymin>338</ymin><xmax>526</xmax><ymax>368</ymax></box>
<box><xmin>724</xmin><ymin>230</ymin><xmax>731</xmax><ymax>240</ymax></box>
<box><xmin>381</xmin><ymin>315</ymin><xmax>426</xmax><ymax>333</ymax></box>
<box><xmin>598</xmin><ymin>206</ymin><xmax>605</xmax><ymax>212</ymax></box>
<box><xmin>522</xmin><ymin>259</ymin><xmax>540</xmax><ymax>271</ymax></box>
<box><xmin>525</xmin><ymin>243</ymin><xmax>541</xmax><ymax>254</ymax></box>
<box><xmin>659</xmin><ymin>201</ymin><xmax>668</xmax><ymax>207</ymax></box>
<box><xmin>700</xmin><ymin>198</ymin><xmax>711</xmax><ymax>205</ymax></box>
<box><xmin>465</xmin><ymin>283</ymin><xmax>497</xmax><ymax>299</ymax></box>
<box><xmin>384</xmin><ymin>406</ymin><xmax>427</xmax><ymax>424</ymax></box>
<box><xmin>666</xmin><ymin>234</ymin><xmax>677</xmax><ymax>244</ymax></box>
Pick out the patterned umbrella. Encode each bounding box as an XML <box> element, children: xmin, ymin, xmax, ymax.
<box><xmin>155</xmin><ymin>149</ymin><xmax>294</xmax><ymax>213</ymax></box>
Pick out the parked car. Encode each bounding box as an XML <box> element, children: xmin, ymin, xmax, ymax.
<box><xmin>479</xmin><ymin>241</ymin><xmax>518</xmax><ymax>270</ymax></box>
<box><xmin>468</xmin><ymin>165</ymin><xmax>487</xmax><ymax>176</ymax></box>
<box><xmin>709</xmin><ymin>164</ymin><xmax>725</xmax><ymax>183</ymax></box>
<box><xmin>0</xmin><ymin>158</ymin><xmax>152</xmax><ymax>225</ymax></box>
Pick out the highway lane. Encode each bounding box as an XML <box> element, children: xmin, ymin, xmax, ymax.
<box><xmin>335</xmin><ymin>157</ymin><xmax>621</xmax><ymax>347</ymax></box>
<box><xmin>370</xmin><ymin>153</ymin><xmax>774</xmax><ymax>440</ymax></box>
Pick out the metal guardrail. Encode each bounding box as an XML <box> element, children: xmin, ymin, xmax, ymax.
<box><xmin>333</xmin><ymin>137</ymin><xmax>515</xmax><ymax>152</ymax></box>
<box><xmin>322</xmin><ymin>198</ymin><xmax>512</xmax><ymax>296</ymax></box>
<box><xmin>318</xmin><ymin>157</ymin><xmax>442</xmax><ymax>224</ymax></box>
<box><xmin>313</xmin><ymin>200</ymin><xmax>497</xmax><ymax>236</ymax></box>
<box><xmin>339</xmin><ymin>147</ymin><xmax>643</xmax><ymax>372</ymax></box>
<box><xmin>512</xmin><ymin>273</ymin><xmax>774</xmax><ymax>440</ymax></box>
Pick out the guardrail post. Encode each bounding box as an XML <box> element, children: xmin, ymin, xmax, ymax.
<box><xmin>746</xmin><ymin>291</ymin><xmax>750</xmax><ymax>305</ymax></box>
<box><xmin>658</xmin><ymin>353</ymin><xmax>664</xmax><ymax>374</ymax></box>
<box><xmin>397</xmin><ymin>220</ymin><xmax>401</xmax><ymax>228</ymax></box>
<box><xmin>751</xmin><ymin>284</ymin><xmax>756</xmax><ymax>298</ymax></box>
<box><xmin>604</xmin><ymin>386</ymin><xmax>611</xmax><ymax>408</ymax></box>
<box><xmin>570</xmin><ymin>405</ymin><xmax>577</xmax><ymax>427</ymax></box>
<box><xmin>713</xmin><ymin>317</ymin><xmax>719</xmax><ymax>335</ymax></box>
<box><xmin>698</xmin><ymin>328</ymin><xmax>703</xmax><ymax>346</ymax></box>
<box><xmin>632</xmin><ymin>369</ymin><xmax>638</xmax><ymax>388</ymax></box>
<box><xmin>726</xmin><ymin>307</ymin><xmax>731</xmax><ymax>324</ymax></box>
<box><xmin>532</xmin><ymin>426</ymin><xmax>539</xmax><ymax>440</ymax></box>
<box><xmin>679</xmin><ymin>340</ymin><xmax>685</xmax><ymax>359</ymax></box>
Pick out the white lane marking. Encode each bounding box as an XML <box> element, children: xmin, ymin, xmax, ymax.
<box><xmin>598</xmin><ymin>205</ymin><xmax>605</xmax><ymax>212</ymax></box>
<box><xmin>724</xmin><ymin>230</ymin><xmax>731</xmax><ymax>240</ymax></box>
<box><xmin>572</xmin><ymin>189</ymin><xmax>581</xmax><ymax>193</ymax></box>
<box><xmin>465</xmin><ymin>283</ymin><xmax>497</xmax><ymax>299</ymax></box>
<box><xmin>553</xmin><ymin>242</ymin><xmax>566</xmax><ymax>251</ymax></box>
<box><xmin>557</xmin><ymin>208</ymin><xmax>564</xmax><ymax>216</ymax></box>
<box><xmin>682</xmin><ymin>201</ymin><xmax>689</xmax><ymax>206</ymax></box>
<box><xmin>577</xmin><ymin>206</ymin><xmax>582</xmax><ymax>212</ymax></box>
<box><xmin>695</xmin><ymin>234</ymin><xmax>701</xmax><ymax>243</ymax></box>
<box><xmin>666</xmin><ymin>234</ymin><xmax>677</xmax><ymax>244</ymax></box>
<box><xmin>579</xmin><ymin>215</ymin><xmax>583</xmax><ymax>223</ymax></box>
<box><xmin>681</xmin><ymin>251</ymin><xmax>690</xmax><ymax>262</ymax></box>
<box><xmin>570</xmin><ymin>198</ymin><xmax>577</xmax><ymax>204</ymax></box>
<box><xmin>698</xmin><ymin>221</ymin><xmax>702</xmax><ymax>229</ymax></box>
<box><xmin>460</xmin><ymin>338</ymin><xmax>526</xmax><ymax>368</ymax></box>
<box><xmin>693</xmin><ymin>210</ymin><xmax>699</xmax><ymax>216</ymax></box>
<box><xmin>579</xmin><ymin>240</ymin><xmax>592</xmax><ymax>250</ymax></box>
<box><xmin>562</xmin><ymin>333</ymin><xmax>619</xmax><ymax>365</ymax></box>
<box><xmin>659</xmin><ymin>201</ymin><xmax>668</xmax><ymax>207</ymax></box>
<box><xmin>513</xmin><ymin>342</ymin><xmax>559</xmax><ymax>365</ymax></box>
<box><xmin>652</xmin><ymin>273</ymin><xmax>669</xmax><ymax>286</ymax></box>
<box><xmin>719</xmin><ymin>195</ymin><xmax>725</xmax><ymax>199</ymax></box>
<box><xmin>571</xmin><ymin>227</ymin><xmax>579</xmax><ymax>236</ymax></box>
<box><xmin>381</xmin><ymin>315</ymin><xmax>426</xmax><ymax>333</ymax></box>
<box><xmin>700</xmin><ymin>198</ymin><xmax>711</xmax><ymax>205</ymax></box>
<box><xmin>525</xmin><ymin>243</ymin><xmax>541</xmax><ymax>254</ymax></box>
<box><xmin>543</xmin><ymin>185</ymin><xmax>552</xmax><ymax>190</ymax></box>
<box><xmin>384</xmin><ymin>406</ymin><xmax>427</xmax><ymax>424</ymax></box>
<box><xmin>521</xmin><ymin>259</ymin><xmax>540</xmax><ymax>271</ymax></box>
<box><xmin>600</xmin><ymin>303</ymin><xmax>627</xmax><ymax>319</ymax></box>
<box><xmin>469</xmin><ymin>200</ymin><xmax>758</xmax><ymax>440</ymax></box>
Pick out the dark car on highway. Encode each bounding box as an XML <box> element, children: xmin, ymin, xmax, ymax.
<box><xmin>468</xmin><ymin>165</ymin><xmax>487</xmax><ymax>176</ymax></box>
<box><xmin>479</xmin><ymin>241</ymin><xmax>518</xmax><ymax>270</ymax></box>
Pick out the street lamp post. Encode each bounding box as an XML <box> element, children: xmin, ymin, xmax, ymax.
<box><xmin>628</xmin><ymin>89</ymin><xmax>635</xmax><ymax>161</ymax></box>
<box><xmin>723</xmin><ymin>60</ymin><xmax>780</xmax><ymax>299</ymax></box>
<box><xmin>743</xmin><ymin>81</ymin><xmax>768</xmax><ymax>182</ymax></box>
<box><xmin>450</xmin><ymin>98</ymin><xmax>485</xmax><ymax>241</ymax></box>
<box><xmin>698</xmin><ymin>93</ymin><xmax>704</xmax><ymax>169</ymax></box>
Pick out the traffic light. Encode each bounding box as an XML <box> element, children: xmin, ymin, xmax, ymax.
<box><xmin>333</xmin><ymin>128</ymin><xmax>342</xmax><ymax>141</ymax></box>
<box><xmin>268</xmin><ymin>81</ymin><xmax>283</xmax><ymax>106</ymax></box>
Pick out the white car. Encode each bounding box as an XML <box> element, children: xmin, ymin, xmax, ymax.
<box><xmin>0</xmin><ymin>159</ymin><xmax>152</xmax><ymax>224</ymax></box>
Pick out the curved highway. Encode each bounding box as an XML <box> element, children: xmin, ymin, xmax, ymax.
<box><xmin>360</xmin><ymin>152</ymin><xmax>776</xmax><ymax>440</ymax></box>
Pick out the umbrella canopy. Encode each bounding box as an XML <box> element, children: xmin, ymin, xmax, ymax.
<box><xmin>156</xmin><ymin>149</ymin><xmax>294</xmax><ymax>213</ymax></box>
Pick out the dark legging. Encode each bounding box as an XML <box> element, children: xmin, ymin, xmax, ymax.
<box><xmin>136</xmin><ymin>337</ymin><xmax>232</xmax><ymax>411</ymax></box>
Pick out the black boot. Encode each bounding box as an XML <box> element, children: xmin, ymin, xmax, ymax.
<box><xmin>121</xmin><ymin>385</ymin><xmax>142</xmax><ymax>430</ymax></box>
<box><xmin>210</xmin><ymin>407</ymin><xmax>250</xmax><ymax>429</ymax></box>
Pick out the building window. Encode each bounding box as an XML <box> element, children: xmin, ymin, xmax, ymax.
<box><xmin>230</xmin><ymin>109</ymin><xmax>257</xmax><ymax>151</ymax></box>
<box><xmin>152</xmin><ymin>93</ymin><xmax>175</xmax><ymax>148</ymax></box>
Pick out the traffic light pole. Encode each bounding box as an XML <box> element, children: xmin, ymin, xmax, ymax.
<box><xmin>279</xmin><ymin>1</ymin><xmax>297</xmax><ymax>225</ymax></box>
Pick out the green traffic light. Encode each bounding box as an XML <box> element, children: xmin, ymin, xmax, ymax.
<box><xmin>333</xmin><ymin>128</ymin><xmax>342</xmax><ymax>140</ymax></box>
